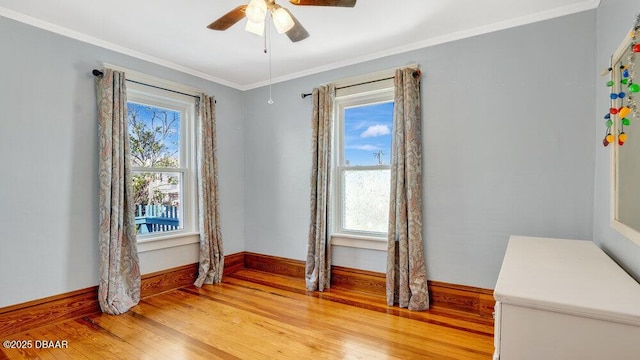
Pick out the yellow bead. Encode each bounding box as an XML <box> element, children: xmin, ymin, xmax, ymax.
<box><xmin>606</xmin><ymin>134</ymin><xmax>614</xmax><ymax>143</ymax></box>
<box><xmin>620</xmin><ymin>133</ymin><xmax>628</xmax><ymax>142</ymax></box>
<box><xmin>619</xmin><ymin>107</ymin><xmax>631</xmax><ymax>118</ymax></box>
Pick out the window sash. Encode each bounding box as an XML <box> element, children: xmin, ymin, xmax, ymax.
<box><xmin>126</xmin><ymin>81</ymin><xmax>197</xmax><ymax>242</ymax></box>
<box><xmin>338</xmin><ymin>167</ymin><xmax>391</xmax><ymax>236</ymax></box>
<box><xmin>333</xmin><ymin>86</ymin><xmax>394</xmax><ymax>240</ymax></box>
<box><xmin>131</xmin><ymin>169</ymin><xmax>185</xmax><ymax>235</ymax></box>
<box><xmin>127</xmin><ymin>98</ymin><xmax>187</xmax><ymax>169</ymax></box>
<box><xmin>131</xmin><ymin>166</ymin><xmax>187</xmax><ymax>173</ymax></box>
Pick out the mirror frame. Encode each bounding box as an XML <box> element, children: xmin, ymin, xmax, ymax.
<box><xmin>610</xmin><ymin>27</ymin><xmax>640</xmax><ymax>246</ymax></box>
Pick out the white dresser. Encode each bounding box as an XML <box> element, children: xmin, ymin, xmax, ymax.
<box><xmin>493</xmin><ymin>236</ymin><xmax>640</xmax><ymax>360</ymax></box>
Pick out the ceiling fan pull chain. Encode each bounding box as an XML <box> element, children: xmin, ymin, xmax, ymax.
<box><xmin>263</xmin><ymin>20</ymin><xmax>268</xmax><ymax>54</ymax></box>
<box><xmin>267</xmin><ymin>13</ymin><xmax>274</xmax><ymax>104</ymax></box>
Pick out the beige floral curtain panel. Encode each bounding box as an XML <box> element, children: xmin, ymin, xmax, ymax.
<box><xmin>194</xmin><ymin>94</ymin><xmax>224</xmax><ymax>287</ymax></box>
<box><xmin>306</xmin><ymin>85</ymin><xmax>335</xmax><ymax>291</ymax></box>
<box><xmin>95</xmin><ymin>69</ymin><xmax>141</xmax><ymax>315</ymax></box>
<box><xmin>386</xmin><ymin>68</ymin><xmax>429</xmax><ymax>311</ymax></box>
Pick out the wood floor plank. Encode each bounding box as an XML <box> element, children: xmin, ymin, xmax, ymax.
<box><xmin>26</xmin><ymin>325</ymin><xmax>74</xmax><ymax>360</ymax></box>
<box><xmin>131</xmin><ymin>297</ymin><xmax>265</xmax><ymax>359</ymax></box>
<box><xmin>1</xmin><ymin>270</ymin><xmax>494</xmax><ymax>359</ymax></box>
<box><xmin>129</xmin><ymin>308</ymin><xmax>239</xmax><ymax>359</ymax></box>
<box><xmin>0</xmin><ymin>331</ymin><xmax>40</xmax><ymax>360</ymax></box>
<box><xmin>230</xmin><ymin>269</ymin><xmax>495</xmax><ymax>328</ymax></box>
<box><xmin>187</xmin><ymin>281</ymin><xmax>490</xmax><ymax>359</ymax></box>
<box><xmin>222</xmin><ymin>271</ymin><xmax>494</xmax><ymax>335</ymax></box>
<box><xmin>39</xmin><ymin>324</ymin><xmax>89</xmax><ymax>360</ymax></box>
<box><xmin>139</xmin><ymin>291</ymin><xmax>329</xmax><ymax>359</ymax></box>
<box><xmin>85</xmin><ymin>312</ymin><xmax>206</xmax><ymax>360</ymax></box>
<box><xmin>67</xmin><ymin>317</ymin><xmax>153</xmax><ymax>360</ymax></box>
<box><xmin>150</xmin><ymin>288</ymin><xmax>390</xmax><ymax>359</ymax></box>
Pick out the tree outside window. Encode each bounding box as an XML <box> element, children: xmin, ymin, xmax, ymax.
<box><xmin>127</xmin><ymin>102</ymin><xmax>183</xmax><ymax>234</ymax></box>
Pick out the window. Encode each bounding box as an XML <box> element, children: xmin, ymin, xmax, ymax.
<box><xmin>333</xmin><ymin>81</ymin><xmax>394</xmax><ymax>247</ymax></box>
<box><xmin>125</xmin><ymin>76</ymin><xmax>198</xmax><ymax>246</ymax></box>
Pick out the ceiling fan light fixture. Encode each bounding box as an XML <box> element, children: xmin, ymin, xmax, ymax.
<box><xmin>246</xmin><ymin>0</ymin><xmax>267</xmax><ymax>23</ymax></box>
<box><xmin>245</xmin><ymin>19</ymin><xmax>265</xmax><ymax>36</ymax></box>
<box><xmin>271</xmin><ymin>6</ymin><xmax>294</xmax><ymax>34</ymax></box>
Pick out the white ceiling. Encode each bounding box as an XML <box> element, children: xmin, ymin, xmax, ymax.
<box><xmin>0</xmin><ymin>0</ymin><xmax>599</xmax><ymax>90</ymax></box>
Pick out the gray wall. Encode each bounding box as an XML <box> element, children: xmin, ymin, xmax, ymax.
<box><xmin>0</xmin><ymin>6</ymin><xmax>608</xmax><ymax>308</ymax></box>
<box><xmin>0</xmin><ymin>16</ymin><xmax>245</xmax><ymax>308</ymax></box>
<box><xmin>593</xmin><ymin>0</ymin><xmax>640</xmax><ymax>281</ymax></box>
<box><xmin>244</xmin><ymin>10</ymin><xmax>597</xmax><ymax>289</ymax></box>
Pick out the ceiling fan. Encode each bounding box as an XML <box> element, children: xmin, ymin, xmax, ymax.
<box><xmin>207</xmin><ymin>0</ymin><xmax>356</xmax><ymax>43</ymax></box>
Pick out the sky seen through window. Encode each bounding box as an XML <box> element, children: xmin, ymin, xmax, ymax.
<box><xmin>344</xmin><ymin>101</ymin><xmax>393</xmax><ymax>166</ymax></box>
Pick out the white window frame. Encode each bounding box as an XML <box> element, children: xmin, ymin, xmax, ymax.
<box><xmin>331</xmin><ymin>81</ymin><xmax>394</xmax><ymax>251</ymax></box>
<box><xmin>110</xmin><ymin>65</ymin><xmax>201</xmax><ymax>253</ymax></box>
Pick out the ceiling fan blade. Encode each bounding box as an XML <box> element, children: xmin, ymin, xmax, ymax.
<box><xmin>289</xmin><ymin>0</ymin><xmax>356</xmax><ymax>7</ymax></box>
<box><xmin>207</xmin><ymin>5</ymin><xmax>247</xmax><ymax>30</ymax></box>
<box><xmin>283</xmin><ymin>9</ymin><xmax>310</xmax><ymax>42</ymax></box>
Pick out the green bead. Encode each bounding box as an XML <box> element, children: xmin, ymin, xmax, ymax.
<box><xmin>607</xmin><ymin>80</ymin><xmax>615</xmax><ymax>87</ymax></box>
<box><xmin>630</xmin><ymin>83</ymin><xmax>640</xmax><ymax>92</ymax></box>
<box><xmin>622</xmin><ymin>78</ymin><xmax>630</xmax><ymax>85</ymax></box>
<box><xmin>606</xmin><ymin>120</ymin><xmax>613</xmax><ymax>127</ymax></box>
<box><xmin>623</xmin><ymin>118</ymin><xmax>631</xmax><ymax>126</ymax></box>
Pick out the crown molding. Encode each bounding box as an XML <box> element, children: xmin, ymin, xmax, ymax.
<box><xmin>0</xmin><ymin>6</ymin><xmax>242</xmax><ymax>90</ymax></box>
<box><xmin>1</xmin><ymin>0</ymin><xmax>600</xmax><ymax>92</ymax></box>
<box><xmin>240</xmin><ymin>0</ymin><xmax>600</xmax><ymax>90</ymax></box>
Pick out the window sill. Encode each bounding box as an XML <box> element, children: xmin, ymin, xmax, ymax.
<box><xmin>331</xmin><ymin>233</ymin><xmax>388</xmax><ymax>251</ymax></box>
<box><xmin>137</xmin><ymin>231</ymin><xmax>199</xmax><ymax>253</ymax></box>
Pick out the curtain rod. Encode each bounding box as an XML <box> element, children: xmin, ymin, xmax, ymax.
<box><xmin>91</xmin><ymin>69</ymin><xmax>210</xmax><ymax>102</ymax></box>
<box><xmin>300</xmin><ymin>69</ymin><xmax>420</xmax><ymax>99</ymax></box>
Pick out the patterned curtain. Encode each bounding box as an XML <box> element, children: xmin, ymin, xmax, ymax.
<box><xmin>194</xmin><ymin>94</ymin><xmax>224</xmax><ymax>287</ymax></box>
<box><xmin>95</xmin><ymin>69</ymin><xmax>141</xmax><ymax>315</ymax></box>
<box><xmin>386</xmin><ymin>68</ymin><xmax>429</xmax><ymax>311</ymax></box>
<box><xmin>305</xmin><ymin>84</ymin><xmax>335</xmax><ymax>291</ymax></box>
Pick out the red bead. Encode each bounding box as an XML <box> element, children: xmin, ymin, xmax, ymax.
<box><xmin>633</xmin><ymin>43</ymin><xmax>640</xmax><ymax>52</ymax></box>
<box><xmin>610</xmin><ymin>107</ymin><xmax>619</xmax><ymax>114</ymax></box>
<box><xmin>603</xmin><ymin>138</ymin><xmax>610</xmax><ymax>147</ymax></box>
<box><xmin>619</xmin><ymin>138</ymin><xmax>625</xmax><ymax>146</ymax></box>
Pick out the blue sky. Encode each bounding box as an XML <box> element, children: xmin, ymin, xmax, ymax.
<box><xmin>127</xmin><ymin>100</ymin><xmax>391</xmax><ymax>167</ymax></box>
<box><xmin>128</xmin><ymin>102</ymin><xmax>181</xmax><ymax>162</ymax></box>
<box><xmin>344</xmin><ymin>101</ymin><xmax>393</xmax><ymax>166</ymax></box>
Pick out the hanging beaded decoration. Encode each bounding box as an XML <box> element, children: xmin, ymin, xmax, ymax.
<box><xmin>603</xmin><ymin>73</ymin><xmax>616</xmax><ymax>146</ymax></box>
<box><xmin>626</xmin><ymin>14</ymin><xmax>640</xmax><ymax>143</ymax></box>
<box><xmin>604</xmin><ymin>14</ymin><xmax>640</xmax><ymax>147</ymax></box>
<box><xmin>617</xmin><ymin>64</ymin><xmax>630</xmax><ymax>146</ymax></box>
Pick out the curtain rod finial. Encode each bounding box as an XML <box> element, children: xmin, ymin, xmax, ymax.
<box><xmin>92</xmin><ymin>69</ymin><xmax>103</xmax><ymax>77</ymax></box>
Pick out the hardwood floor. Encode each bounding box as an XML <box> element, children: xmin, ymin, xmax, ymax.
<box><xmin>0</xmin><ymin>269</ymin><xmax>494</xmax><ymax>359</ymax></box>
